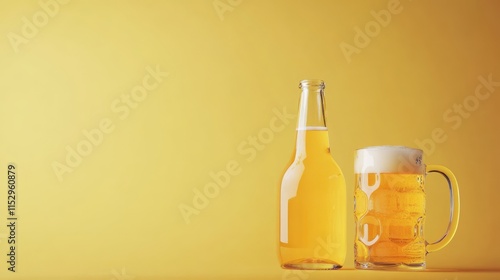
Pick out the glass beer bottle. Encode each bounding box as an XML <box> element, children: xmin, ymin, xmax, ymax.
<box><xmin>279</xmin><ymin>79</ymin><xmax>346</xmax><ymax>269</ymax></box>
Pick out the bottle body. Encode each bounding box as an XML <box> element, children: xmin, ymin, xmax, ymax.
<box><xmin>279</xmin><ymin>80</ymin><xmax>346</xmax><ymax>269</ymax></box>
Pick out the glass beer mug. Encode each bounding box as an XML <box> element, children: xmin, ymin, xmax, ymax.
<box><xmin>354</xmin><ymin>146</ymin><xmax>460</xmax><ymax>269</ymax></box>
<box><xmin>279</xmin><ymin>80</ymin><xmax>346</xmax><ymax>270</ymax></box>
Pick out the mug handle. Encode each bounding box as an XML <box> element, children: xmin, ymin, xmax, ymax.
<box><xmin>425</xmin><ymin>165</ymin><xmax>461</xmax><ymax>253</ymax></box>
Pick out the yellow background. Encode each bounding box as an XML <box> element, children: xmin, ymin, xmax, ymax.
<box><xmin>0</xmin><ymin>0</ymin><xmax>499</xmax><ymax>279</ymax></box>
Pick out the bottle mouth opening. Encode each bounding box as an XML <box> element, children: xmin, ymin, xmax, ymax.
<box><xmin>299</xmin><ymin>79</ymin><xmax>325</xmax><ymax>89</ymax></box>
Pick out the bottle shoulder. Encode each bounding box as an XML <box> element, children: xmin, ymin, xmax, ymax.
<box><xmin>280</xmin><ymin>160</ymin><xmax>346</xmax><ymax>193</ymax></box>
<box><xmin>283</xmin><ymin>154</ymin><xmax>345</xmax><ymax>177</ymax></box>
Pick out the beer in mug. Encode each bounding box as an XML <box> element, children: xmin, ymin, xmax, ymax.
<box><xmin>354</xmin><ymin>146</ymin><xmax>460</xmax><ymax>269</ymax></box>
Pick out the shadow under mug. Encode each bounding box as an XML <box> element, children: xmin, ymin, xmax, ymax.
<box><xmin>354</xmin><ymin>146</ymin><xmax>460</xmax><ymax>270</ymax></box>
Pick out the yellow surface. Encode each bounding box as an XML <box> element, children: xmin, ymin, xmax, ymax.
<box><xmin>0</xmin><ymin>0</ymin><xmax>499</xmax><ymax>279</ymax></box>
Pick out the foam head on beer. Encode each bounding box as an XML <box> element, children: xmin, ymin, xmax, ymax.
<box><xmin>355</xmin><ymin>146</ymin><xmax>425</xmax><ymax>174</ymax></box>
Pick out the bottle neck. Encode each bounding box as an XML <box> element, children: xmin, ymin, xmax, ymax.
<box><xmin>296</xmin><ymin>81</ymin><xmax>327</xmax><ymax>130</ymax></box>
<box><xmin>294</xmin><ymin>80</ymin><xmax>330</xmax><ymax>157</ymax></box>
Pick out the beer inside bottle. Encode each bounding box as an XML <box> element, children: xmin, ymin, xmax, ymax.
<box><xmin>279</xmin><ymin>80</ymin><xmax>346</xmax><ymax>269</ymax></box>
